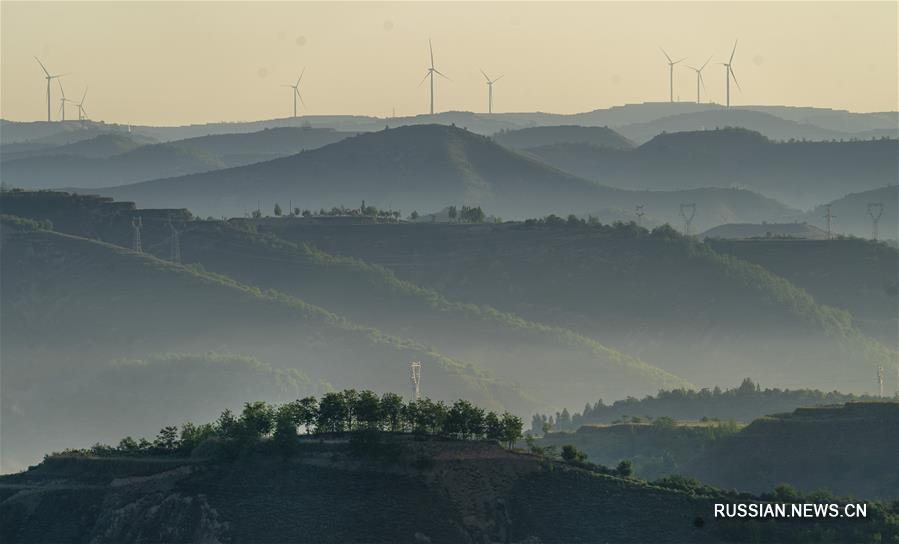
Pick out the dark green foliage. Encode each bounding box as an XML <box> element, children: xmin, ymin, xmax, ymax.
<box><xmin>560</xmin><ymin>444</ymin><xmax>588</xmax><ymax>463</ymax></box>
<box><xmin>49</xmin><ymin>390</ymin><xmax>526</xmax><ymax>461</ymax></box>
<box><xmin>0</xmin><ymin>214</ymin><xmax>53</xmax><ymax>231</ymax></box>
<box><xmin>536</xmin><ymin>378</ymin><xmax>882</xmax><ymax>431</ymax></box>
<box><xmin>615</xmin><ymin>459</ymin><xmax>634</xmax><ymax>477</ymax></box>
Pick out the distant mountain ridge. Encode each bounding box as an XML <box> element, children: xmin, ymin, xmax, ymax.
<box><xmin>525</xmin><ymin>127</ymin><xmax>898</xmax><ymax>209</ymax></box>
<box><xmin>84</xmin><ymin>124</ymin><xmax>796</xmax><ymax>229</ymax></box>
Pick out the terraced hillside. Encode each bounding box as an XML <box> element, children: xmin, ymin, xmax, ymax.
<box><xmin>685</xmin><ymin>402</ymin><xmax>899</xmax><ymax>499</ymax></box>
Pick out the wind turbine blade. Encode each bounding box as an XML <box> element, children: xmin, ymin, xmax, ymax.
<box><xmin>34</xmin><ymin>57</ymin><xmax>50</xmax><ymax>77</ymax></box>
<box><xmin>297</xmin><ymin>67</ymin><xmax>305</xmax><ymax>86</ymax></box>
<box><xmin>480</xmin><ymin>69</ymin><xmax>490</xmax><ymax>82</ymax></box>
<box><xmin>80</xmin><ymin>87</ymin><xmax>88</xmax><ymax>105</ymax></box>
<box><xmin>699</xmin><ymin>73</ymin><xmax>707</xmax><ymax>94</ymax></box>
<box><xmin>57</xmin><ymin>79</ymin><xmax>65</xmax><ymax>97</ymax></box>
<box><xmin>418</xmin><ymin>71</ymin><xmax>430</xmax><ymax>87</ymax></box>
<box><xmin>493</xmin><ymin>75</ymin><xmax>504</xmax><ymax>82</ymax></box>
<box><xmin>730</xmin><ymin>66</ymin><xmax>742</xmax><ymax>91</ymax></box>
<box><xmin>659</xmin><ymin>47</ymin><xmax>672</xmax><ymax>63</ymax></box>
<box><xmin>434</xmin><ymin>69</ymin><xmax>450</xmax><ymax>81</ymax></box>
<box><xmin>729</xmin><ymin>40</ymin><xmax>738</xmax><ymax>64</ymax></box>
<box><xmin>674</xmin><ymin>57</ymin><xmax>687</xmax><ymax>65</ymax></box>
<box><xmin>429</xmin><ymin>39</ymin><xmax>434</xmax><ymax>68</ymax></box>
<box><xmin>297</xmin><ymin>89</ymin><xmax>306</xmax><ymax>107</ymax></box>
<box><xmin>700</xmin><ymin>55</ymin><xmax>712</xmax><ymax>71</ymax></box>
<box><xmin>686</xmin><ymin>65</ymin><xmax>698</xmax><ymax>72</ymax></box>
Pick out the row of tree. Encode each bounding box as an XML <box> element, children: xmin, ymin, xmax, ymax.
<box><xmin>532</xmin><ymin>378</ymin><xmax>880</xmax><ymax>432</ymax></box>
<box><xmin>68</xmin><ymin>391</ymin><xmax>524</xmax><ymax>458</ymax></box>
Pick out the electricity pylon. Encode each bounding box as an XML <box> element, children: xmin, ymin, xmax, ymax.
<box><xmin>679</xmin><ymin>203</ymin><xmax>696</xmax><ymax>236</ymax></box>
<box><xmin>867</xmin><ymin>202</ymin><xmax>884</xmax><ymax>241</ymax></box>
<box><xmin>131</xmin><ymin>217</ymin><xmax>142</xmax><ymax>253</ymax></box>
<box><xmin>409</xmin><ymin>361</ymin><xmax>422</xmax><ymax>401</ymax></box>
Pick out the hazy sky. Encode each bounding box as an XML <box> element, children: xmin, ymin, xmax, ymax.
<box><xmin>2</xmin><ymin>2</ymin><xmax>896</xmax><ymax>125</ymax></box>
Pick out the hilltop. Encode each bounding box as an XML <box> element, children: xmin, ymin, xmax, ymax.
<box><xmin>686</xmin><ymin>402</ymin><xmax>899</xmax><ymax>499</ymax></box>
<box><xmin>526</xmin><ymin>127</ymin><xmax>897</xmax><ymax>209</ymax></box>
<box><xmin>537</xmin><ymin>401</ymin><xmax>899</xmax><ymax>500</ymax></box>
<box><xmin>614</xmin><ymin>109</ymin><xmax>879</xmax><ymax>144</ymax></box>
<box><xmin>803</xmin><ymin>185</ymin><xmax>899</xmax><ymax>240</ymax></box>
<box><xmin>3</xmin><ymin>432</ymin><xmax>895</xmax><ymax>543</ymax></box>
<box><xmin>84</xmin><ymin>124</ymin><xmax>795</xmax><ymax>228</ymax></box>
<box><xmin>492</xmin><ymin>125</ymin><xmax>635</xmax><ymax>150</ymax></box>
<box><xmin>531</xmin><ymin>127</ymin><xmax>897</xmax><ymax>208</ymax></box>
<box><xmin>0</xmin><ymin>132</ymin><xmax>145</xmax><ymax>161</ymax></box>
<box><xmin>700</xmin><ymin>222</ymin><xmax>829</xmax><ymax>240</ymax></box>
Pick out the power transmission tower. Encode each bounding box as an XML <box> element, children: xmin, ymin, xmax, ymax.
<box><xmin>131</xmin><ymin>216</ymin><xmax>142</xmax><ymax>253</ymax></box>
<box><xmin>635</xmin><ymin>204</ymin><xmax>645</xmax><ymax>227</ymax></box>
<box><xmin>878</xmin><ymin>365</ymin><xmax>885</xmax><ymax>398</ymax></box>
<box><xmin>679</xmin><ymin>203</ymin><xmax>696</xmax><ymax>236</ymax></box>
<box><xmin>823</xmin><ymin>205</ymin><xmax>835</xmax><ymax>240</ymax></box>
<box><xmin>867</xmin><ymin>202</ymin><xmax>884</xmax><ymax>241</ymax></box>
<box><xmin>409</xmin><ymin>361</ymin><xmax>422</xmax><ymax>401</ymax></box>
<box><xmin>167</xmin><ymin>218</ymin><xmax>181</xmax><ymax>264</ymax></box>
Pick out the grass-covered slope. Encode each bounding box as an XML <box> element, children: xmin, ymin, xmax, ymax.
<box><xmin>264</xmin><ymin>220</ymin><xmax>896</xmax><ymax>393</ymax></box>
<box><xmin>166</xmin><ymin>222</ymin><xmax>690</xmax><ymax>402</ymax></box>
<box><xmin>707</xmin><ymin>238</ymin><xmax>899</xmax><ymax>345</ymax></box>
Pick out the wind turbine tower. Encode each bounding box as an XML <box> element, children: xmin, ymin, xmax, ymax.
<box><xmin>680</xmin><ymin>203</ymin><xmax>696</xmax><ymax>236</ymax></box>
<box><xmin>409</xmin><ymin>361</ymin><xmax>422</xmax><ymax>401</ymax></box>
<box><xmin>721</xmin><ymin>41</ymin><xmax>741</xmax><ymax>108</ymax></box>
<box><xmin>57</xmin><ymin>80</ymin><xmax>67</xmax><ymax>122</ymax></box>
<box><xmin>686</xmin><ymin>57</ymin><xmax>712</xmax><ymax>103</ymax></box>
<box><xmin>867</xmin><ymin>202</ymin><xmax>884</xmax><ymax>240</ymax></box>
<box><xmin>420</xmin><ymin>39</ymin><xmax>449</xmax><ymax>115</ymax></box>
<box><xmin>75</xmin><ymin>87</ymin><xmax>89</xmax><ymax>121</ymax></box>
<box><xmin>284</xmin><ymin>68</ymin><xmax>306</xmax><ymax>118</ymax></box>
<box><xmin>660</xmin><ymin>48</ymin><xmax>686</xmax><ymax>103</ymax></box>
<box><xmin>480</xmin><ymin>70</ymin><xmax>503</xmax><ymax>114</ymax></box>
<box><xmin>131</xmin><ymin>217</ymin><xmax>143</xmax><ymax>253</ymax></box>
<box><xmin>35</xmin><ymin>57</ymin><xmax>65</xmax><ymax>122</ymax></box>
<box><xmin>878</xmin><ymin>365</ymin><xmax>885</xmax><ymax>398</ymax></box>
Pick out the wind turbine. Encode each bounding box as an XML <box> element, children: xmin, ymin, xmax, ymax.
<box><xmin>35</xmin><ymin>57</ymin><xmax>66</xmax><ymax>122</ymax></box>
<box><xmin>283</xmin><ymin>68</ymin><xmax>306</xmax><ymax>118</ymax></box>
<box><xmin>721</xmin><ymin>40</ymin><xmax>741</xmax><ymax>108</ymax></box>
<box><xmin>480</xmin><ymin>70</ymin><xmax>503</xmax><ymax>114</ymax></box>
<box><xmin>74</xmin><ymin>87</ymin><xmax>89</xmax><ymax>121</ymax></box>
<box><xmin>686</xmin><ymin>56</ymin><xmax>712</xmax><ymax>103</ymax></box>
<box><xmin>419</xmin><ymin>39</ymin><xmax>449</xmax><ymax>115</ymax></box>
<box><xmin>57</xmin><ymin>79</ymin><xmax>68</xmax><ymax>122</ymax></box>
<box><xmin>660</xmin><ymin>48</ymin><xmax>686</xmax><ymax>103</ymax></box>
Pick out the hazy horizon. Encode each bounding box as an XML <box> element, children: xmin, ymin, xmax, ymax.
<box><xmin>2</xmin><ymin>1</ymin><xmax>897</xmax><ymax>126</ymax></box>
